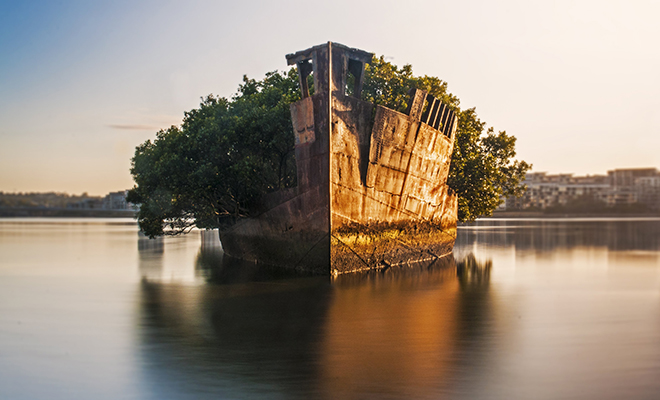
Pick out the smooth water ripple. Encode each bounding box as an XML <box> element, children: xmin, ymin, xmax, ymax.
<box><xmin>1</xmin><ymin>218</ymin><xmax>660</xmax><ymax>399</ymax></box>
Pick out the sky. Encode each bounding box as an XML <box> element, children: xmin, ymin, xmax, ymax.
<box><xmin>1</xmin><ymin>0</ymin><xmax>659</xmax><ymax>195</ymax></box>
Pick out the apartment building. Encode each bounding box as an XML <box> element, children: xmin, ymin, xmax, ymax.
<box><xmin>505</xmin><ymin>168</ymin><xmax>660</xmax><ymax>211</ymax></box>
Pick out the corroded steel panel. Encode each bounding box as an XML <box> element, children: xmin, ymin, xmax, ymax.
<box><xmin>290</xmin><ymin>97</ymin><xmax>315</xmax><ymax>146</ymax></box>
<box><xmin>330</xmin><ymin>85</ymin><xmax>457</xmax><ymax>274</ymax></box>
<box><xmin>221</xmin><ymin>42</ymin><xmax>458</xmax><ymax>275</ymax></box>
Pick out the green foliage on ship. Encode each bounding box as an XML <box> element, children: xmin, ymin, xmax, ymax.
<box><xmin>128</xmin><ymin>59</ymin><xmax>530</xmax><ymax>237</ymax></box>
<box><xmin>127</xmin><ymin>71</ymin><xmax>300</xmax><ymax>237</ymax></box>
<box><xmin>362</xmin><ymin>57</ymin><xmax>531</xmax><ymax>222</ymax></box>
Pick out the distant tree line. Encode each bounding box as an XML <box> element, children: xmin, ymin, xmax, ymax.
<box><xmin>0</xmin><ymin>192</ymin><xmax>101</xmax><ymax>209</ymax></box>
<box><xmin>541</xmin><ymin>194</ymin><xmax>655</xmax><ymax>214</ymax></box>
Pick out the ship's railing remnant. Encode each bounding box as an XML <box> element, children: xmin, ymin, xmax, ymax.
<box><xmin>405</xmin><ymin>88</ymin><xmax>457</xmax><ymax>139</ymax></box>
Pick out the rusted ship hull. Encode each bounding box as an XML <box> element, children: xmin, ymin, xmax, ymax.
<box><xmin>220</xmin><ymin>42</ymin><xmax>457</xmax><ymax>275</ymax></box>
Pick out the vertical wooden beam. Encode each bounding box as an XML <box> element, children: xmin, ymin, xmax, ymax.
<box><xmin>420</xmin><ymin>94</ymin><xmax>434</xmax><ymax>123</ymax></box>
<box><xmin>446</xmin><ymin>111</ymin><xmax>457</xmax><ymax>139</ymax></box>
<box><xmin>405</xmin><ymin>88</ymin><xmax>427</xmax><ymax>121</ymax></box>
<box><xmin>439</xmin><ymin>106</ymin><xmax>451</xmax><ymax>134</ymax></box>
<box><xmin>432</xmin><ymin>103</ymin><xmax>447</xmax><ymax>130</ymax></box>
<box><xmin>427</xmin><ymin>98</ymin><xmax>441</xmax><ymax>126</ymax></box>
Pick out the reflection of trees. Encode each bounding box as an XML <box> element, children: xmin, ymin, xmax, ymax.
<box><xmin>138</xmin><ymin>233</ymin><xmax>164</xmax><ymax>252</ymax></box>
<box><xmin>453</xmin><ymin>253</ymin><xmax>495</xmax><ymax>392</ymax></box>
<box><xmin>195</xmin><ymin>246</ymin><xmax>318</xmax><ymax>284</ymax></box>
<box><xmin>457</xmin><ymin>219</ymin><xmax>660</xmax><ymax>252</ymax></box>
<box><xmin>457</xmin><ymin>253</ymin><xmax>492</xmax><ymax>289</ymax></box>
<box><xmin>139</xmin><ymin>277</ymin><xmax>331</xmax><ymax>398</ymax></box>
<box><xmin>137</xmin><ymin>233</ymin><xmax>163</xmax><ymax>281</ymax></box>
<box><xmin>138</xmin><ymin>252</ymin><xmax>498</xmax><ymax>398</ymax></box>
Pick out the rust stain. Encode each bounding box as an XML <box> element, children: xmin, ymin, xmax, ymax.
<box><xmin>219</xmin><ymin>42</ymin><xmax>457</xmax><ymax>275</ymax></box>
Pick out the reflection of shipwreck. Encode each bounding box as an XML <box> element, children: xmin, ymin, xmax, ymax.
<box><xmin>220</xmin><ymin>42</ymin><xmax>457</xmax><ymax>275</ymax></box>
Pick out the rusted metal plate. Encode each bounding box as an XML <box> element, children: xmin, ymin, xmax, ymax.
<box><xmin>291</xmin><ymin>96</ymin><xmax>315</xmax><ymax>146</ymax></box>
<box><xmin>220</xmin><ymin>42</ymin><xmax>457</xmax><ymax>276</ymax></box>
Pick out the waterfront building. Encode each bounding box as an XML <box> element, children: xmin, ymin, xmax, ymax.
<box><xmin>635</xmin><ymin>175</ymin><xmax>660</xmax><ymax>210</ymax></box>
<box><xmin>102</xmin><ymin>190</ymin><xmax>139</xmax><ymax>211</ymax></box>
<box><xmin>605</xmin><ymin>168</ymin><xmax>659</xmax><ymax>207</ymax></box>
<box><xmin>103</xmin><ymin>191</ymin><xmax>129</xmax><ymax>210</ymax></box>
<box><xmin>67</xmin><ymin>198</ymin><xmax>104</xmax><ymax>209</ymax></box>
<box><xmin>505</xmin><ymin>172</ymin><xmax>609</xmax><ymax>210</ymax></box>
<box><xmin>505</xmin><ymin>168</ymin><xmax>660</xmax><ymax>211</ymax></box>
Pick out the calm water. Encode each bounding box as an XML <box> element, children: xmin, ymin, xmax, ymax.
<box><xmin>1</xmin><ymin>218</ymin><xmax>660</xmax><ymax>399</ymax></box>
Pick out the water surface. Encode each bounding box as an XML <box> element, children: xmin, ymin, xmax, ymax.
<box><xmin>1</xmin><ymin>218</ymin><xmax>659</xmax><ymax>399</ymax></box>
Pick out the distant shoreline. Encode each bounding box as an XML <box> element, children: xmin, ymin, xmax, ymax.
<box><xmin>489</xmin><ymin>210</ymin><xmax>660</xmax><ymax>219</ymax></box>
<box><xmin>2</xmin><ymin>207</ymin><xmax>658</xmax><ymax>220</ymax></box>
<box><xmin>0</xmin><ymin>207</ymin><xmax>136</xmax><ymax>218</ymax></box>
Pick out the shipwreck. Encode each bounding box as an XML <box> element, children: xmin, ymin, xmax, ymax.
<box><xmin>219</xmin><ymin>42</ymin><xmax>458</xmax><ymax>275</ymax></box>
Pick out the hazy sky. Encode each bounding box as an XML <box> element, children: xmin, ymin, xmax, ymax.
<box><xmin>1</xmin><ymin>0</ymin><xmax>659</xmax><ymax>195</ymax></box>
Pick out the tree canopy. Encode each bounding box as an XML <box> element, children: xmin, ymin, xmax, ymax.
<box><xmin>127</xmin><ymin>70</ymin><xmax>300</xmax><ymax>237</ymax></box>
<box><xmin>128</xmin><ymin>57</ymin><xmax>530</xmax><ymax>237</ymax></box>
<box><xmin>361</xmin><ymin>56</ymin><xmax>531</xmax><ymax>221</ymax></box>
